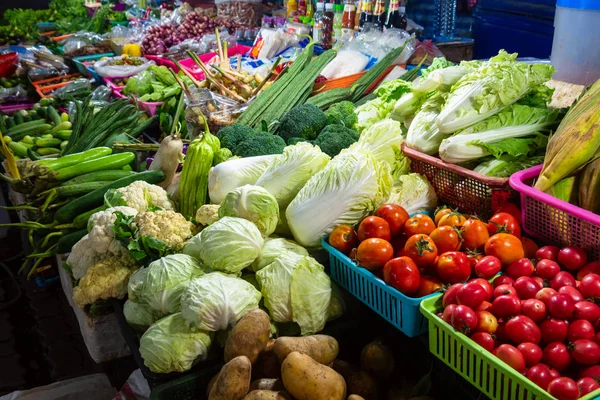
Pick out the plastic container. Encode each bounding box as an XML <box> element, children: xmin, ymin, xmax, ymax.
<box><xmin>73</xmin><ymin>53</ymin><xmax>115</xmax><ymax>81</ymax></box>
<box><xmin>322</xmin><ymin>236</ymin><xmax>435</xmax><ymax>337</ymax></box>
<box><xmin>420</xmin><ymin>294</ymin><xmax>600</xmax><ymax>400</ymax></box>
<box><xmin>401</xmin><ymin>143</ymin><xmax>517</xmax><ymax>219</ymax></box>
<box><xmin>509</xmin><ymin>165</ymin><xmax>600</xmax><ymax>260</ymax></box>
<box><xmin>551</xmin><ymin>0</ymin><xmax>600</xmax><ymax>85</ymax></box>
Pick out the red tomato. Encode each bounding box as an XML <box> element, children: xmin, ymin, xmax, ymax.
<box><xmin>485</xmin><ymin>234</ymin><xmax>525</xmax><ymax>266</ymax></box>
<box><xmin>505</xmin><ymin>315</ymin><xmax>542</xmax><ymax>344</ymax></box>
<box><xmin>505</xmin><ymin>258</ymin><xmax>535</xmax><ymax>279</ymax></box>
<box><xmin>536</xmin><ymin>259</ymin><xmax>561</xmax><ymax>280</ymax></box>
<box><xmin>442</xmin><ymin>304</ymin><xmax>457</xmax><ymax>324</ymax></box>
<box><xmin>404</xmin><ymin>234</ymin><xmax>438</xmax><ymax>268</ymax></box>
<box><xmin>495</xmin><ymin>202</ymin><xmax>522</xmax><ymax>224</ymax></box>
<box><xmin>474</xmin><ymin>256</ymin><xmax>502</xmax><ymax>279</ymax></box>
<box><xmin>527</xmin><ymin>364</ymin><xmax>554</xmax><ymax>389</ymax></box>
<box><xmin>577</xmin><ymin>261</ymin><xmax>600</xmax><ymax>281</ymax></box>
<box><xmin>548</xmin><ymin>294</ymin><xmax>576</xmax><ymax>319</ymax></box>
<box><xmin>492</xmin><ymin>295</ymin><xmax>521</xmax><ymax>318</ymax></box>
<box><xmin>434</xmin><ymin>206</ymin><xmax>453</xmax><ymax>226</ymax></box>
<box><xmin>514</xmin><ymin>276</ymin><xmax>542</xmax><ymax>300</ymax></box>
<box><xmin>404</xmin><ymin>214</ymin><xmax>436</xmax><ymax>237</ymax></box>
<box><xmin>521</xmin><ymin>299</ymin><xmax>547</xmax><ymax>322</ymax></box>
<box><xmin>568</xmin><ymin>320</ymin><xmax>595</xmax><ymax>342</ymax></box>
<box><xmin>532</xmin><ymin>276</ymin><xmax>545</xmax><ymax>288</ymax></box>
<box><xmin>550</xmin><ymin>271</ymin><xmax>577</xmax><ymax>291</ymax></box>
<box><xmin>536</xmin><ymin>245</ymin><xmax>560</xmax><ymax>261</ymax></box>
<box><xmin>521</xmin><ymin>237</ymin><xmax>538</xmax><ymax>259</ymax></box>
<box><xmin>438</xmin><ymin>211</ymin><xmax>467</xmax><ymax>228</ymax></box>
<box><xmin>574</xmin><ymin>301</ymin><xmax>600</xmax><ymax>324</ymax></box>
<box><xmin>540</xmin><ymin>318</ymin><xmax>569</xmax><ymax>344</ymax></box>
<box><xmin>461</xmin><ymin>219</ymin><xmax>490</xmax><ymax>251</ymax></box>
<box><xmin>488</xmin><ymin>212</ymin><xmax>521</xmax><ymax>238</ymax></box>
<box><xmin>571</xmin><ymin>339</ymin><xmax>600</xmax><ymax>365</ymax></box>
<box><xmin>383</xmin><ymin>257</ymin><xmax>421</xmax><ymax>295</ymax></box>
<box><xmin>430</xmin><ymin>226</ymin><xmax>462</xmax><ymax>254</ymax></box>
<box><xmin>471</xmin><ymin>332</ymin><xmax>495</xmax><ymax>351</ymax></box>
<box><xmin>470</xmin><ymin>278</ymin><xmax>494</xmax><ymax>300</ymax></box>
<box><xmin>442</xmin><ymin>283</ymin><xmax>463</xmax><ymax>307</ymax></box>
<box><xmin>518</xmin><ymin>342</ymin><xmax>543</xmax><ymax>367</ymax></box>
<box><xmin>536</xmin><ymin>287</ymin><xmax>559</xmax><ymax>306</ymax></box>
<box><xmin>474</xmin><ymin>310</ymin><xmax>498</xmax><ymax>334</ymax></box>
<box><xmin>548</xmin><ymin>377</ymin><xmax>580</xmax><ymax>400</ymax></box>
<box><xmin>356</xmin><ymin>238</ymin><xmax>394</xmax><ymax>270</ymax></box>
<box><xmin>494</xmin><ymin>284</ymin><xmax>518</xmax><ymax>299</ymax></box>
<box><xmin>580</xmin><ymin>274</ymin><xmax>600</xmax><ymax>300</ymax></box>
<box><xmin>543</xmin><ymin>342</ymin><xmax>572</xmax><ymax>371</ymax></box>
<box><xmin>477</xmin><ymin>301</ymin><xmax>493</xmax><ymax>312</ymax></box>
<box><xmin>358</xmin><ymin>216</ymin><xmax>391</xmax><ymax>242</ymax></box>
<box><xmin>414</xmin><ymin>275</ymin><xmax>443</xmax><ymax>297</ymax></box>
<box><xmin>558</xmin><ymin>286</ymin><xmax>584</xmax><ymax>303</ymax></box>
<box><xmin>329</xmin><ymin>225</ymin><xmax>359</xmax><ymax>254</ymax></box>
<box><xmin>451</xmin><ymin>305</ymin><xmax>478</xmax><ymax>335</ymax></box>
<box><xmin>456</xmin><ymin>283</ymin><xmax>488</xmax><ymax>309</ymax></box>
<box><xmin>578</xmin><ymin>377</ymin><xmax>600</xmax><ymax>396</ymax></box>
<box><xmin>436</xmin><ymin>251</ymin><xmax>471</xmax><ymax>284</ymax></box>
<box><xmin>580</xmin><ymin>365</ymin><xmax>600</xmax><ymax>380</ymax></box>
<box><xmin>376</xmin><ymin>204</ymin><xmax>409</xmax><ymax>237</ymax></box>
<box><xmin>558</xmin><ymin>247</ymin><xmax>588</xmax><ymax>271</ymax></box>
<box><xmin>495</xmin><ymin>321</ymin><xmax>509</xmax><ymax>342</ymax></box>
<box><xmin>493</xmin><ymin>275</ymin><xmax>515</xmax><ymax>287</ymax></box>
<box><xmin>495</xmin><ymin>344</ymin><xmax>526</xmax><ymax>372</ymax></box>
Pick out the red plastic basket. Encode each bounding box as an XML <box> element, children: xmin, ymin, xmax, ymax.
<box><xmin>510</xmin><ymin>165</ymin><xmax>600</xmax><ymax>260</ymax></box>
<box><xmin>401</xmin><ymin>143</ymin><xmax>517</xmax><ymax>218</ymax></box>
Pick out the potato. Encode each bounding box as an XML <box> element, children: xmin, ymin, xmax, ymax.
<box><xmin>281</xmin><ymin>352</ymin><xmax>346</xmax><ymax>400</ymax></box>
<box><xmin>360</xmin><ymin>341</ymin><xmax>395</xmax><ymax>379</ymax></box>
<box><xmin>274</xmin><ymin>335</ymin><xmax>339</xmax><ymax>365</ymax></box>
<box><xmin>209</xmin><ymin>356</ymin><xmax>252</xmax><ymax>400</ymax></box>
<box><xmin>347</xmin><ymin>371</ymin><xmax>379</xmax><ymax>400</ymax></box>
<box><xmin>243</xmin><ymin>390</ymin><xmax>292</xmax><ymax>400</ymax></box>
<box><xmin>207</xmin><ymin>372</ymin><xmax>221</xmax><ymax>398</ymax></box>
<box><xmin>250</xmin><ymin>378</ymin><xmax>285</xmax><ymax>391</ymax></box>
<box><xmin>253</xmin><ymin>339</ymin><xmax>281</xmax><ymax>379</ymax></box>
<box><xmin>348</xmin><ymin>396</ymin><xmax>366</xmax><ymax>400</ymax></box>
<box><xmin>225</xmin><ymin>309</ymin><xmax>271</xmax><ymax>364</ymax></box>
<box><xmin>332</xmin><ymin>360</ymin><xmax>357</xmax><ymax>381</ymax></box>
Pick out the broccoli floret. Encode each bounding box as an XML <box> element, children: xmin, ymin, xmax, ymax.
<box><xmin>233</xmin><ymin>134</ymin><xmax>286</xmax><ymax>158</ymax></box>
<box><xmin>213</xmin><ymin>148</ymin><xmax>233</xmax><ymax>165</ymax></box>
<box><xmin>287</xmin><ymin>137</ymin><xmax>310</xmax><ymax>145</ymax></box>
<box><xmin>325</xmin><ymin>101</ymin><xmax>358</xmax><ymax>129</ymax></box>
<box><xmin>277</xmin><ymin>104</ymin><xmax>327</xmax><ymax>142</ymax></box>
<box><xmin>216</xmin><ymin>124</ymin><xmax>255</xmax><ymax>150</ymax></box>
<box><xmin>313</xmin><ymin>124</ymin><xmax>359</xmax><ymax>157</ymax></box>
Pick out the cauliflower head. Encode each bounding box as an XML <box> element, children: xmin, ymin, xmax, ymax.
<box><xmin>105</xmin><ymin>181</ymin><xmax>175</xmax><ymax>212</ymax></box>
<box><xmin>67</xmin><ymin>234</ymin><xmax>103</xmax><ymax>280</ymax></box>
<box><xmin>195</xmin><ymin>204</ymin><xmax>220</xmax><ymax>226</ymax></box>
<box><xmin>87</xmin><ymin>206</ymin><xmax>138</xmax><ymax>257</ymax></box>
<box><xmin>132</xmin><ymin>210</ymin><xmax>196</xmax><ymax>250</ymax></box>
<box><xmin>72</xmin><ymin>257</ymin><xmax>138</xmax><ymax>308</ymax></box>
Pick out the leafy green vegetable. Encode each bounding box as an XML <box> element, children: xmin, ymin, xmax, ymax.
<box><xmin>405</xmin><ymin>92</ymin><xmax>448</xmax><ymax>154</ymax></box>
<box><xmin>112</xmin><ymin>211</ymin><xmax>172</xmax><ymax>265</ymax></box>
<box><xmin>290</xmin><ymin>257</ymin><xmax>332</xmax><ymax>335</ymax></box>
<box><xmin>251</xmin><ymin>238</ymin><xmax>308</xmax><ymax>272</ymax></box>
<box><xmin>468</xmin><ymin>133</ymin><xmax>548</xmax><ymax>159</ymax></box>
<box><xmin>473</xmin><ymin>155</ymin><xmax>545</xmax><ymax>177</ymax></box>
<box><xmin>218</xmin><ymin>185</ymin><xmax>280</xmax><ymax>237</ymax></box>
<box><xmin>421</xmin><ymin>57</ymin><xmax>455</xmax><ymax>78</ymax></box>
<box><xmin>387</xmin><ymin>173</ymin><xmax>437</xmax><ymax>215</ymax></box>
<box><xmin>123</xmin><ymin>300</ymin><xmax>162</xmax><ymax>333</ymax></box>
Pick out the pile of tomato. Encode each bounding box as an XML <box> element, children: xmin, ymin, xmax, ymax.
<box><xmin>328</xmin><ymin>202</ymin><xmax>534</xmax><ymax>297</ymax></box>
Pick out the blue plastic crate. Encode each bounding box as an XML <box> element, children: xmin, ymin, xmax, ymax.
<box><xmin>322</xmin><ymin>237</ymin><xmax>436</xmax><ymax>337</ymax></box>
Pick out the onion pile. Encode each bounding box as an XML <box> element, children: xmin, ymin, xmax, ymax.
<box><xmin>142</xmin><ymin>12</ymin><xmax>242</xmax><ymax>55</ymax></box>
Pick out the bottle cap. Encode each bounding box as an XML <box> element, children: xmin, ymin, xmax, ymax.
<box><xmin>325</xmin><ymin>2</ymin><xmax>334</xmax><ymax>10</ymax></box>
<box><xmin>316</xmin><ymin>1</ymin><xmax>324</xmax><ymax>9</ymax></box>
<box><xmin>334</xmin><ymin>3</ymin><xmax>344</xmax><ymax>11</ymax></box>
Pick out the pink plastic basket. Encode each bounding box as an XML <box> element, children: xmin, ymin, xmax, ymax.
<box><xmin>510</xmin><ymin>165</ymin><xmax>600</xmax><ymax>260</ymax></box>
<box><xmin>104</xmin><ymin>77</ymin><xmax>163</xmax><ymax>116</ymax></box>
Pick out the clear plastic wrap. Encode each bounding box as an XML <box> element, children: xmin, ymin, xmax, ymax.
<box><xmin>0</xmin><ymin>85</ymin><xmax>29</xmax><ymax>104</ymax></box>
<box><xmin>345</xmin><ymin>28</ymin><xmax>414</xmax><ymax>64</ymax></box>
<box><xmin>53</xmin><ymin>79</ymin><xmax>92</xmax><ymax>97</ymax></box>
<box><xmin>250</xmin><ymin>28</ymin><xmax>298</xmax><ymax>60</ymax></box>
<box><xmin>94</xmin><ymin>56</ymin><xmax>155</xmax><ymax>78</ymax></box>
<box><xmin>61</xmin><ymin>32</ymin><xmax>112</xmax><ymax>57</ymax></box>
<box><xmin>19</xmin><ymin>46</ymin><xmax>70</xmax><ymax>81</ymax></box>
<box><xmin>185</xmin><ymin>87</ymin><xmax>248</xmax><ymax>134</ymax></box>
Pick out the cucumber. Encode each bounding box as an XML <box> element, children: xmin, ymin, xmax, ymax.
<box><xmin>36</xmin><ymin>147</ymin><xmax>62</xmax><ymax>156</ymax></box>
<box><xmin>62</xmin><ymin>170</ymin><xmax>136</xmax><ymax>186</ymax></box>
<box><xmin>22</xmin><ymin>135</ymin><xmax>34</xmax><ymax>144</ymax></box>
<box><xmin>60</xmin><ymin>112</ymin><xmax>69</xmax><ymax>123</ymax></box>
<box><xmin>36</xmin><ymin>138</ymin><xmax>62</xmax><ymax>148</ymax></box>
<box><xmin>7</xmin><ymin>124</ymin><xmax>53</xmax><ymax>142</ymax></box>
<box><xmin>49</xmin><ymin>181</ymin><xmax>113</xmax><ymax>198</ymax></box>
<box><xmin>47</xmin><ymin>106</ymin><xmax>61</xmax><ymax>126</ymax></box>
<box><xmin>5</xmin><ymin>119</ymin><xmax>46</xmax><ymax>136</ymax></box>
<box><xmin>36</xmin><ymin>147</ymin><xmax>112</xmax><ymax>170</ymax></box>
<box><xmin>50</xmin><ymin>121</ymin><xmax>72</xmax><ymax>133</ymax></box>
<box><xmin>54</xmin><ymin>170</ymin><xmax>166</xmax><ymax>223</ymax></box>
<box><xmin>54</xmin><ymin>130</ymin><xmax>72</xmax><ymax>140</ymax></box>
<box><xmin>73</xmin><ymin>205</ymin><xmax>107</xmax><ymax>229</ymax></box>
<box><xmin>56</xmin><ymin>229</ymin><xmax>87</xmax><ymax>253</ymax></box>
<box><xmin>8</xmin><ymin>142</ymin><xmax>28</xmax><ymax>157</ymax></box>
<box><xmin>60</xmin><ymin>141</ymin><xmax>68</xmax><ymax>150</ymax></box>
<box><xmin>53</xmin><ymin>152</ymin><xmax>135</xmax><ymax>181</ymax></box>
<box><xmin>5</xmin><ymin>117</ymin><xmax>15</xmax><ymax>129</ymax></box>
<box><xmin>27</xmin><ymin>148</ymin><xmax>41</xmax><ymax>161</ymax></box>
<box><xmin>14</xmin><ymin>112</ymin><xmax>23</xmax><ymax>125</ymax></box>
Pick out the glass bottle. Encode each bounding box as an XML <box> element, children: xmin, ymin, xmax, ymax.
<box><xmin>321</xmin><ymin>2</ymin><xmax>334</xmax><ymax>49</ymax></box>
<box><xmin>306</xmin><ymin>0</ymin><xmax>315</xmax><ymax>18</ymax></box>
<box><xmin>359</xmin><ymin>0</ymin><xmax>373</xmax><ymax>31</ymax></box>
<box><xmin>372</xmin><ymin>0</ymin><xmax>385</xmax><ymax>30</ymax></box>
<box><xmin>341</xmin><ymin>0</ymin><xmax>356</xmax><ymax>39</ymax></box>
<box><xmin>313</xmin><ymin>2</ymin><xmax>325</xmax><ymax>44</ymax></box>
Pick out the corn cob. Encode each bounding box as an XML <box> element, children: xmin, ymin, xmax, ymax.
<box><xmin>578</xmin><ymin>157</ymin><xmax>600</xmax><ymax>213</ymax></box>
<box><xmin>535</xmin><ymin>79</ymin><xmax>600</xmax><ymax>192</ymax></box>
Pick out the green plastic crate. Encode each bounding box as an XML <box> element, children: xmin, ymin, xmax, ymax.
<box><xmin>149</xmin><ymin>364</ymin><xmax>222</xmax><ymax>400</ymax></box>
<box><xmin>420</xmin><ymin>295</ymin><xmax>600</xmax><ymax>400</ymax></box>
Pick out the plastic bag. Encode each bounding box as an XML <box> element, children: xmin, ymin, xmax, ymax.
<box><xmin>250</xmin><ymin>28</ymin><xmax>297</xmax><ymax>60</ymax></box>
<box><xmin>320</xmin><ymin>50</ymin><xmax>370</xmax><ymax>79</ymax></box>
<box><xmin>408</xmin><ymin>39</ymin><xmax>444</xmax><ymax>65</ymax></box>
<box><xmin>231</xmin><ymin>0</ymin><xmax>263</xmax><ymax>28</ymax></box>
<box><xmin>0</xmin><ymin>84</ymin><xmax>29</xmax><ymax>104</ymax></box>
<box><xmin>185</xmin><ymin>87</ymin><xmax>247</xmax><ymax>134</ymax></box>
<box><xmin>53</xmin><ymin>78</ymin><xmax>92</xmax><ymax>97</ymax></box>
<box><xmin>94</xmin><ymin>56</ymin><xmax>155</xmax><ymax>78</ymax></box>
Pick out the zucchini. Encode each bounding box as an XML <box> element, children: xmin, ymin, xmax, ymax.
<box><xmin>54</xmin><ymin>130</ymin><xmax>72</xmax><ymax>140</ymax></box>
<box><xmin>37</xmin><ymin>147</ymin><xmax>62</xmax><ymax>156</ymax></box>
<box><xmin>73</xmin><ymin>205</ymin><xmax>107</xmax><ymax>229</ymax></box>
<box><xmin>53</xmin><ymin>152</ymin><xmax>135</xmax><ymax>181</ymax></box>
<box><xmin>47</xmin><ymin>106</ymin><xmax>61</xmax><ymax>126</ymax></box>
<box><xmin>54</xmin><ymin>170</ymin><xmax>166</xmax><ymax>223</ymax></box>
<box><xmin>7</xmin><ymin>124</ymin><xmax>53</xmax><ymax>141</ymax></box>
<box><xmin>47</xmin><ymin>181</ymin><xmax>113</xmax><ymax>198</ymax></box>
<box><xmin>56</xmin><ymin>229</ymin><xmax>87</xmax><ymax>253</ymax></box>
<box><xmin>36</xmin><ymin>138</ymin><xmax>62</xmax><ymax>148</ymax></box>
<box><xmin>62</xmin><ymin>170</ymin><xmax>136</xmax><ymax>186</ymax></box>
<box><xmin>36</xmin><ymin>147</ymin><xmax>112</xmax><ymax>170</ymax></box>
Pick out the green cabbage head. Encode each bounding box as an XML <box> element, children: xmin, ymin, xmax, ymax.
<box><xmin>123</xmin><ymin>299</ymin><xmax>162</xmax><ymax>333</ymax></box>
<box><xmin>218</xmin><ymin>185</ymin><xmax>279</xmax><ymax>237</ymax></box>
<box><xmin>251</xmin><ymin>237</ymin><xmax>308</xmax><ymax>272</ymax></box>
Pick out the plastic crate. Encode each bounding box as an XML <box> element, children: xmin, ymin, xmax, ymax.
<box><xmin>421</xmin><ymin>294</ymin><xmax>600</xmax><ymax>400</ymax></box>
<box><xmin>104</xmin><ymin>77</ymin><xmax>163</xmax><ymax>116</ymax></box>
<box><xmin>322</xmin><ymin>236</ymin><xmax>436</xmax><ymax>337</ymax></box>
<box><xmin>510</xmin><ymin>165</ymin><xmax>600</xmax><ymax>260</ymax></box>
<box><xmin>402</xmin><ymin>143</ymin><xmax>518</xmax><ymax>219</ymax></box>
<box><xmin>72</xmin><ymin>53</ymin><xmax>115</xmax><ymax>81</ymax></box>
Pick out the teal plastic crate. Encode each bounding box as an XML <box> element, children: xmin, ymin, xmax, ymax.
<box><xmin>73</xmin><ymin>53</ymin><xmax>114</xmax><ymax>81</ymax></box>
<box><xmin>322</xmin><ymin>237</ymin><xmax>436</xmax><ymax>337</ymax></box>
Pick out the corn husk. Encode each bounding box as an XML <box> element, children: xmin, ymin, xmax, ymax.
<box><xmin>535</xmin><ymin>79</ymin><xmax>600</xmax><ymax>192</ymax></box>
<box><xmin>579</xmin><ymin>157</ymin><xmax>600</xmax><ymax>213</ymax></box>
<box><xmin>546</xmin><ymin>175</ymin><xmax>579</xmax><ymax>205</ymax></box>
